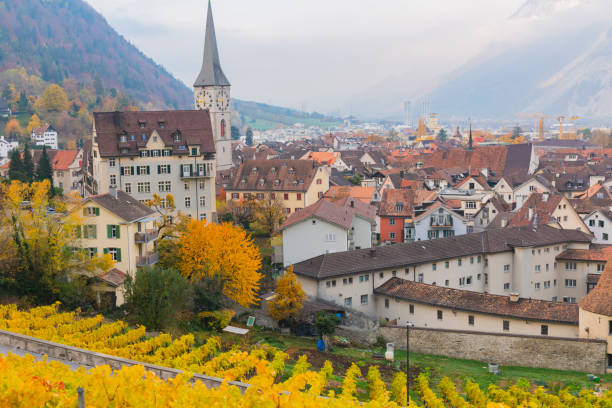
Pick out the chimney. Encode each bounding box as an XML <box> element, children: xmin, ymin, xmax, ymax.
<box><xmin>542</xmin><ymin>192</ymin><xmax>549</xmax><ymax>202</ymax></box>
<box><xmin>509</xmin><ymin>292</ymin><xmax>520</xmax><ymax>303</ymax></box>
<box><xmin>370</xmin><ymin>249</ymin><xmax>377</xmax><ymax>258</ymax></box>
<box><xmin>501</xmin><ymin>218</ymin><xmax>508</xmax><ymax>228</ymax></box>
<box><xmin>109</xmin><ymin>186</ymin><xmax>118</xmax><ymax>199</ymax></box>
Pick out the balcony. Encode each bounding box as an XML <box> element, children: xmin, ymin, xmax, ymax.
<box><xmin>135</xmin><ymin>229</ymin><xmax>159</xmax><ymax>243</ymax></box>
<box><xmin>180</xmin><ymin>162</ymin><xmax>215</xmax><ymax>179</ymax></box>
<box><xmin>136</xmin><ymin>251</ymin><xmax>159</xmax><ymax>267</ymax></box>
<box><xmin>430</xmin><ymin>215</ymin><xmax>453</xmax><ymax>228</ymax></box>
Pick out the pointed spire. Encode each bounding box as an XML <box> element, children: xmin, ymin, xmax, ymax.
<box><xmin>194</xmin><ymin>0</ymin><xmax>230</xmax><ymax>87</ymax></box>
<box><xmin>468</xmin><ymin>120</ymin><xmax>473</xmax><ymax>151</ymax></box>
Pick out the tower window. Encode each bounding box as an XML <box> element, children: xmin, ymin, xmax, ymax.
<box><xmin>220</xmin><ymin>119</ymin><xmax>226</xmax><ymax>139</ymax></box>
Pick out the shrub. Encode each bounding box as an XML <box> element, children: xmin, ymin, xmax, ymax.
<box><xmin>197</xmin><ymin>309</ymin><xmax>235</xmax><ymax>331</ymax></box>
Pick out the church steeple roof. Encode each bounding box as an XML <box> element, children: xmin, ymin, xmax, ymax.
<box><xmin>194</xmin><ymin>1</ymin><xmax>230</xmax><ymax>87</ymax></box>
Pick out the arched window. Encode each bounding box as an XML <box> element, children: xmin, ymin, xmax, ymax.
<box><xmin>220</xmin><ymin>119</ymin><xmax>226</xmax><ymax>139</ymax></box>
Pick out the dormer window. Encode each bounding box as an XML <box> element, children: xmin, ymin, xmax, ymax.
<box><xmin>120</xmin><ymin>135</ymin><xmax>127</xmax><ymax>143</ymax></box>
<box><xmin>174</xmin><ymin>133</ymin><xmax>181</xmax><ymax>142</ymax></box>
<box><xmin>274</xmin><ymin>180</ymin><xmax>280</xmax><ymax>186</ymax></box>
<box><xmin>158</xmin><ymin>121</ymin><xmax>166</xmax><ymax>129</ymax></box>
<box><xmin>241</xmin><ymin>179</ymin><xmax>247</xmax><ymax>184</ymax></box>
<box><xmin>289</xmin><ymin>167</ymin><xmax>294</xmax><ymax>174</ymax></box>
<box><xmin>153</xmin><ymin>136</ymin><xmax>158</xmax><ymax>142</ymax></box>
<box><xmin>259</xmin><ymin>179</ymin><xmax>265</xmax><ymax>186</ymax></box>
<box><xmin>396</xmin><ymin>203</ymin><xmax>403</xmax><ymax>212</ymax></box>
<box><xmin>252</xmin><ymin>167</ymin><xmax>257</xmax><ymax>174</ymax></box>
<box><xmin>299</xmin><ymin>179</ymin><xmax>304</xmax><ymax>184</ymax></box>
<box><xmin>130</xmin><ymin>134</ymin><xmax>135</xmax><ymax>141</ymax></box>
<box><xmin>139</xmin><ymin>121</ymin><xmax>146</xmax><ymax>129</ymax></box>
<box><xmin>271</xmin><ymin>167</ymin><xmax>277</xmax><ymax>173</ymax></box>
<box><xmin>141</xmin><ymin>133</ymin><xmax>147</xmax><ymax>141</ymax></box>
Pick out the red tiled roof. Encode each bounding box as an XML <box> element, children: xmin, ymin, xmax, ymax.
<box><xmin>98</xmin><ymin>268</ymin><xmax>127</xmax><ymax>287</ymax></box>
<box><xmin>325</xmin><ymin>186</ymin><xmax>376</xmax><ymax>204</ymax></box>
<box><xmin>51</xmin><ymin>150</ymin><xmax>78</xmax><ymax>170</ymax></box>
<box><xmin>93</xmin><ymin>110</ymin><xmax>215</xmax><ymax>157</ymax></box>
<box><xmin>230</xmin><ymin>159</ymin><xmax>320</xmax><ymax>192</ymax></box>
<box><xmin>556</xmin><ymin>245</ymin><xmax>612</xmax><ymax>262</ymax></box>
<box><xmin>375</xmin><ymin>278</ymin><xmax>578</xmax><ymax>324</ymax></box>
<box><xmin>508</xmin><ymin>193</ymin><xmax>563</xmax><ymax>227</ymax></box>
<box><xmin>281</xmin><ymin>196</ymin><xmax>375</xmax><ymax>230</ymax></box>
<box><xmin>379</xmin><ymin>189</ymin><xmax>415</xmax><ymax>217</ymax></box>
<box><xmin>579</xmin><ymin>254</ymin><xmax>612</xmax><ymax>316</ymax></box>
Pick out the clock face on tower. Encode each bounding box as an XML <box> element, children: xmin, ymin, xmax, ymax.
<box><xmin>215</xmin><ymin>89</ymin><xmax>230</xmax><ymax>111</ymax></box>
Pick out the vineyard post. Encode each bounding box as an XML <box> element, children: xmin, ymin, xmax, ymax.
<box><xmin>406</xmin><ymin>321</ymin><xmax>413</xmax><ymax>406</ymax></box>
<box><xmin>77</xmin><ymin>386</ymin><xmax>85</xmax><ymax>408</ymax></box>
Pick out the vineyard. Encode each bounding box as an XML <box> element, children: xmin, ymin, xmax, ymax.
<box><xmin>1</xmin><ymin>303</ymin><xmax>612</xmax><ymax>407</ymax></box>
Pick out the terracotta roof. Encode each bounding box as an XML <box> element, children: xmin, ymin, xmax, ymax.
<box><xmin>455</xmin><ymin>174</ymin><xmax>491</xmax><ymax>190</ymax></box>
<box><xmin>556</xmin><ymin>245</ymin><xmax>612</xmax><ymax>262</ymax></box>
<box><xmin>85</xmin><ymin>190</ymin><xmax>155</xmax><ymax>223</ymax></box>
<box><xmin>293</xmin><ymin>225</ymin><xmax>591</xmax><ymax>280</ymax></box>
<box><xmin>31</xmin><ymin>124</ymin><xmax>51</xmax><ymax>135</ymax></box>
<box><xmin>379</xmin><ymin>189</ymin><xmax>416</xmax><ymax>217</ymax></box>
<box><xmin>229</xmin><ymin>159</ymin><xmax>320</xmax><ymax>192</ymax></box>
<box><xmin>579</xmin><ymin>254</ymin><xmax>612</xmax><ymax>316</ymax></box>
<box><xmin>375</xmin><ymin>278</ymin><xmax>578</xmax><ymax>325</ymax></box>
<box><xmin>93</xmin><ymin>111</ymin><xmax>215</xmax><ymax>158</ymax></box>
<box><xmin>98</xmin><ymin>268</ymin><xmax>127</xmax><ymax>287</ymax></box>
<box><xmin>325</xmin><ymin>186</ymin><xmax>376</xmax><ymax>204</ymax></box>
<box><xmin>306</xmin><ymin>151</ymin><xmax>338</xmax><ymax>165</ymax></box>
<box><xmin>281</xmin><ymin>196</ymin><xmax>375</xmax><ymax>230</ymax></box>
<box><xmin>508</xmin><ymin>193</ymin><xmax>564</xmax><ymax>227</ymax></box>
<box><xmin>51</xmin><ymin>150</ymin><xmax>78</xmax><ymax>170</ymax></box>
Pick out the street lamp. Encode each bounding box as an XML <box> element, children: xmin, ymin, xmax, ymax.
<box><xmin>406</xmin><ymin>322</ymin><xmax>413</xmax><ymax>407</ymax></box>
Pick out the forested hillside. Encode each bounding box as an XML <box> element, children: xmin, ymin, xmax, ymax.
<box><xmin>0</xmin><ymin>0</ymin><xmax>192</xmax><ymax>109</ymax></box>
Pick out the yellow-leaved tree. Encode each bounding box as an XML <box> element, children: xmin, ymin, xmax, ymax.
<box><xmin>0</xmin><ymin>180</ymin><xmax>113</xmax><ymax>304</ymax></box>
<box><xmin>26</xmin><ymin>114</ymin><xmax>41</xmax><ymax>135</ymax></box>
<box><xmin>268</xmin><ymin>265</ymin><xmax>305</xmax><ymax>323</ymax></box>
<box><xmin>39</xmin><ymin>84</ymin><xmax>68</xmax><ymax>112</ymax></box>
<box><xmin>178</xmin><ymin>220</ymin><xmax>262</xmax><ymax>307</ymax></box>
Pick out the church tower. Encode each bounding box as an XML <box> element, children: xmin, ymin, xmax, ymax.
<box><xmin>194</xmin><ymin>1</ymin><xmax>233</xmax><ymax>170</ymax></box>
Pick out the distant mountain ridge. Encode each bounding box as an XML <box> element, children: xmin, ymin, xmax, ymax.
<box><xmin>0</xmin><ymin>0</ymin><xmax>331</xmax><ymax>130</ymax></box>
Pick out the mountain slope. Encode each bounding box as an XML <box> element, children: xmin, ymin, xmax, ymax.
<box><xmin>0</xmin><ymin>0</ymin><xmax>193</xmax><ymax>109</ymax></box>
<box><xmin>424</xmin><ymin>0</ymin><xmax>612</xmax><ymax>121</ymax></box>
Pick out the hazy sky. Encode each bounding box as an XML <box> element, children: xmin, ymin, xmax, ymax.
<box><xmin>85</xmin><ymin>0</ymin><xmax>525</xmax><ymax>114</ymax></box>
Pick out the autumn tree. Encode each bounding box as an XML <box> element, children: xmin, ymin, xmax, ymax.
<box><xmin>39</xmin><ymin>84</ymin><xmax>68</xmax><ymax>112</ymax></box>
<box><xmin>0</xmin><ymin>180</ymin><xmax>113</xmax><ymax>304</ymax></box>
<box><xmin>248</xmin><ymin>196</ymin><xmax>286</xmax><ymax>237</ymax></box>
<box><xmin>268</xmin><ymin>266</ymin><xmax>305</xmax><ymax>324</ymax></box>
<box><xmin>178</xmin><ymin>220</ymin><xmax>262</xmax><ymax>308</ymax></box>
<box><xmin>5</xmin><ymin>118</ymin><xmax>23</xmax><ymax>139</ymax></box>
<box><xmin>27</xmin><ymin>114</ymin><xmax>41</xmax><ymax>135</ymax></box>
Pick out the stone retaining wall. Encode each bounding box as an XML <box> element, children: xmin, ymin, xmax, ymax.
<box><xmin>0</xmin><ymin>329</ymin><xmax>250</xmax><ymax>390</ymax></box>
<box><xmin>380</xmin><ymin>326</ymin><xmax>608</xmax><ymax>374</ymax></box>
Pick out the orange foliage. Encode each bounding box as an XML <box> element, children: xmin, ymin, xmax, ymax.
<box><xmin>177</xmin><ymin>221</ymin><xmax>262</xmax><ymax>307</ymax></box>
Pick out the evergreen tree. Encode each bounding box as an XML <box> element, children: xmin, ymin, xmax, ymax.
<box><xmin>437</xmin><ymin>128</ymin><xmax>448</xmax><ymax>142</ymax></box>
<box><xmin>245</xmin><ymin>127</ymin><xmax>254</xmax><ymax>146</ymax></box>
<box><xmin>18</xmin><ymin>91</ymin><xmax>29</xmax><ymax>112</ymax></box>
<box><xmin>230</xmin><ymin>125</ymin><xmax>240</xmax><ymax>140</ymax></box>
<box><xmin>22</xmin><ymin>144</ymin><xmax>34</xmax><ymax>182</ymax></box>
<box><xmin>36</xmin><ymin>146</ymin><xmax>53</xmax><ymax>185</ymax></box>
<box><xmin>8</xmin><ymin>149</ymin><xmax>26</xmax><ymax>182</ymax></box>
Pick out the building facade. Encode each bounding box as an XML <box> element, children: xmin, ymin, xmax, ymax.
<box><xmin>87</xmin><ymin>110</ymin><xmax>217</xmax><ymax>221</ymax></box>
<box><xmin>31</xmin><ymin>124</ymin><xmax>58</xmax><ymax>150</ymax></box>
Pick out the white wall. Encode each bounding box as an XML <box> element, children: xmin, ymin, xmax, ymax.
<box><xmin>282</xmin><ymin>219</ymin><xmax>348</xmax><ymax>267</ymax></box>
<box><xmin>351</xmin><ymin>215</ymin><xmax>374</xmax><ymax>250</ymax></box>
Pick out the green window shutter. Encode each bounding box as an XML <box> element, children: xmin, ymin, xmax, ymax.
<box><xmin>157</xmin><ymin>165</ymin><xmax>161</xmax><ymax>174</ymax></box>
<box><xmin>167</xmin><ymin>165</ymin><xmax>171</xmax><ymax>174</ymax></box>
<box><xmin>116</xmin><ymin>248</ymin><xmax>122</xmax><ymax>262</ymax></box>
<box><xmin>92</xmin><ymin>226</ymin><xmax>97</xmax><ymax>239</ymax></box>
<box><xmin>103</xmin><ymin>248</ymin><xmax>108</xmax><ymax>255</ymax></box>
<box><xmin>116</xmin><ymin>225</ymin><xmax>120</xmax><ymax>239</ymax></box>
<box><xmin>180</xmin><ymin>166</ymin><xmax>183</xmax><ymax>177</ymax></box>
<box><xmin>147</xmin><ymin>166</ymin><xmax>150</xmax><ymax>175</ymax></box>
<box><xmin>136</xmin><ymin>166</ymin><xmax>141</xmax><ymax>175</ymax></box>
<box><xmin>189</xmin><ymin>164</ymin><xmax>193</xmax><ymax>176</ymax></box>
<box><xmin>83</xmin><ymin>225</ymin><xmax>88</xmax><ymax>239</ymax></box>
<box><xmin>107</xmin><ymin>225</ymin><xmax>112</xmax><ymax>238</ymax></box>
<box><xmin>120</xmin><ymin>167</ymin><xmax>124</xmax><ymax>176</ymax></box>
<box><xmin>92</xmin><ymin>248</ymin><xmax>97</xmax><ymax>255</ymax></box>
<box><xmin>95</xmin><ymin>207</ymin><xmax>100</xmax><ymax>216</ymax></box>
<box><xmin>75</xmin><ymin>226</ymin><xmax>81</xmax><ymax>238</ymax></box>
